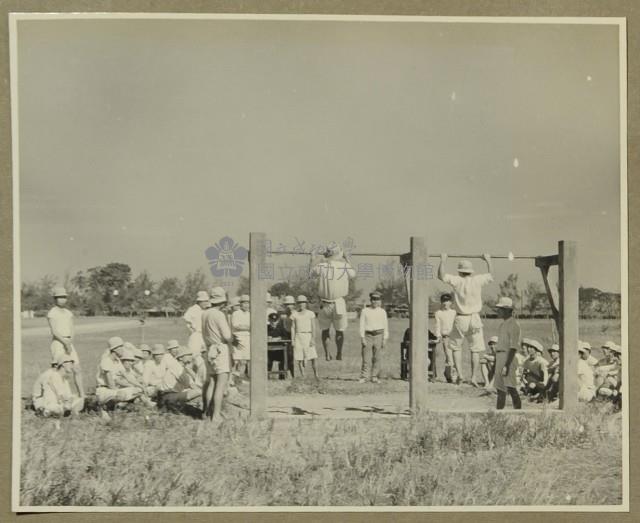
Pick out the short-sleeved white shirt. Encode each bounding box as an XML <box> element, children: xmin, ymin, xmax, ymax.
<box><xmin>231</xmin><ymin>310</ymin><xmax>251</xmax><ymax>333</ymax></box>
<box><xmin>96</xmin><ymin>354</ymin><xmax>126</xmax><ymax>388</ymax></box>
<box><xmin>291</xmin><ymin>309</ymin><xmax>316</xmax><ymax>333</ymax></box>
<box><xmin>183</xmin><ymin>304</ymin><xmax>204</xmax><ymax>333</ymax></box>
<box><xmin>442</xmin><ymin>273</ymin><xmax>493</xmax><ymax>315</ymax></box>
<box><xmin>157</xmin><ymin>354</ymin><xmax>186</xmax><ymax>392</ymax></box>
<box><xmin>47</xmin><ymin>306</ymin><xmax>74</xmax><ymax>337</ymax></box>
<box><xmin>578</xmin><ymin>359</ymin><xmax>595</xmax><ymax>389</ymax></box>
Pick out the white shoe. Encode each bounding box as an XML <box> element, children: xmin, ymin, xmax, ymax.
<box><xmin>371</xmin><ymin>377</ymin><xmax>380</xmax><ymax>384</ymax></box>
<box><xmin>358</xmin><ymin>378</ymin><xmax>367</xmax><ymax>383</ymax></box>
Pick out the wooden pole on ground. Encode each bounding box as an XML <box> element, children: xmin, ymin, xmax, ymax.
<box><xmin>409</xmin><ymin>236</ymin><xmax>429</xmax><ymax>413</ymax></box>
<box><xmin>558</xmin><ymin>240</ymin><xmax>579</xmax><ymax>411</ymax></box>
<box><xmin>249</xmin><ymin>232</ymin><xmax>268</xmax><ymax>419</ymax></box>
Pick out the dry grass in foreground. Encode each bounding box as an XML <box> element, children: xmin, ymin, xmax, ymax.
<box><xmin>19</xmin><ymin>401</ymin><xmax>622</xmax><ymax>507</ymax></box>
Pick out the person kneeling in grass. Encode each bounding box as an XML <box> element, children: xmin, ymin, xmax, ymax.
<box><xmin>291</xmin><ymin>295</ymin><xmax>319</xmax><ymax>380</ymax></box>
<box><xmin>358</xmin><ymin>291</ymin><xmax>388</xmax><ymax>384</ymax></box>
<box><xmin>595</xmin><ymin>343</ymin><xmax>621</xmax><ymax>402</ymax></box>
<box><xmin>95</xmin><ymin>337</ymin><xmax>147</xmax><ymax>419</ymax></box>
<box><xmin>32</xmin><ymin>354</ymin><xmax>84</xmax><ymax>417</ymax></box>
<box><xmin>157</xmin><ymin>346</ymin><xmax>202</xmax><ymax>411</ymax></box>
<box><xmin>521</xmin><ymin>338</ymin><xmax>549</xmax><ymax>402</ymax></box>
<box><xmin>492</xmin><ymin>297</ymin><xmax>522</xmax><ymax>410</ymax></box>
<box><xmin>545</xmin><ymin>344</ymin><xmax>561</xmax><ymax>402</ymax></box>
<box><xmin>480</xmin><ymin>336</ymin><xmax>498</xmax><ymax>389</ymax></box>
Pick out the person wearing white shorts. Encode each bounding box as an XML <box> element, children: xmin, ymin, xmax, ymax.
<box><xmin>311</xmin><ymin>243</ymin><xmax>356</xmax><ymax>361</ymax></box>
<box><xmin>47</xmin><ymin>286</ymin><xmax>85</xmax><ymax>398</ymax></box>
<box><xmin>290</xmin><ymin>295</ymin><xmax>319</xmax><ymax>379</ymax></box>
<box><xmin>202</xmin><ymin>287</ymin><xmax>234</xmax><ymax>422</ymax></box>
<box><xmin>231</xmin><ymin>294</ymin><xmax>251</xmax><ymax>379</ymax></box>
<box><xmin>183</xmin><ymin>291</ymin><xmax>210</xmax><ymax>357</ymax></box>
<box><xmin>438</xmin><ymin>254</ymin><xmax>494</xmax><ymax>386</ymax></box>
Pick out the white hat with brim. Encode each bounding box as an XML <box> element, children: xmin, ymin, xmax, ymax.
<box><xmin>488</xmin><ymin>336</ymin><xmax>499</xmax><ymax>344</ymax></box>
<box><xmin>524</xmin><ymin>339</ymin><xmax>544</xmax><ymax>353</ymax></box>
<box><xmin>151</xmin><ymin>344</ymin><xmax>166</xmax><ymax>355</ymax></box>
<box><xmin>494</xmin><ymin>297</ymin><xmax>514</xmax><ymax>309</ymax></box>
<box><xmin>196</xmin><ymin>291</ymin><xmax>210</xmax><ymax>302</ymax></box>
<box><xmin>120</xmin><ymin>348</ymin><xmax>136</xmax><ymax>362</ymax></box>
<box><xmin>457</xmin><ymin>260</ymin><xmax>474</xmax><ymax>274</ymax></box>
<box><xmin>55</xmin><ymin>354</ymin><xmax>75</xmax><ymax>367</ymax></box>
<box><xmin>601</xmin><ymin>341</ymin><xmax>616</xmax><ymax>350</ymax></box>
<box><xmin>229</xmin><ymin>297</ymin><xmax>240</xmax><ymax>307</ymax></box>
<box><xmin>578</xmin><ymin>341</ymin><xmax>592</xmax><ymax>352</ymax></box>
<box><xmin>176</xmin><ymin>346</ymin><xmax>192</xmax><ymax>360</ymax></box>
<box><xmin>210</xmin><ymin>287</ymin><xmax>227</xmax><ymax>305</ymax></box>
<box><xmin>549</xmin><ymin>344</ymin><xmax>560</xmax><ymax>353</ymax></box>
<box><xmin>239</xmin><ymin>294</ymin><xmax>250</xmax><ymax>303</ymax></box>
<box><xmin>610</xmin><ymin>344</ymin><xmax>622</xmax><ymax>355</ymax></box>
<box><xmin>52</xmin><ymin>286</ymin><xmax>68</xmax><ymax>297</ymax></box>
<box><xmin>108</xmin><ymin>336</ymin><xmax>125</xmax><ymax>352</ymax></box>
<box><xmin>296</xmin><ymin>295</ymin><xmax>308</xmax><ymax>303</ymax></box>
<box><xmin>283</xmin><ymin>295</ymin><xmax>295</xmax><ymax>305</ymax></box>
<box><xmin>167</xmin><ymin>339</ymin><xmax>180</xmax><ymax>350</ymax></box>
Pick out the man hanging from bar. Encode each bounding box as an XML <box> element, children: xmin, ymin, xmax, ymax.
<box><xmin>310</xmin><ymin>242</ymin><xmax>356</xmax><ymax>361</ymax></box>
<box><xmin>437</xmin><ymin>253</ymin><xmax>493</xmax><ymax>386</ymax></box>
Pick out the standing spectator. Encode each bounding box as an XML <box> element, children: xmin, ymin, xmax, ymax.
<box><xmin>438</xmin><ymin>254</ymin><xmax>493</xmax><ymax>386</ymax></box>
<box><xmin>492</xmin><ymin>297</ymin><xmax>522</xmax><ymax>410</ymax></box>
<box><xmin>311</xmin><ymin>243</ymin><xmax>356</xmax><ymax>361</ymax></box>
<box><xmin>290</xmin><ymin>295</ymin><xmax>319</xmax><ymax>379</ymax></box>
<box><xmin>231</xmin><ymin>294</ymin><xmax>251</xmax><ymax>380</ymax></box>
<box><xmin>183</xmin><ymin>291</ymin><xmax>211</xmax><ymax>357</ymax></box>
<box><xmin>201</xmin><ymin>287</ymin><xmax>234</xmax><ymax>423</ymax></box>
<box><xmin>47</xmin><ymin>286</ymin><xmax>85</xmax><ymax>399</ymax></box>
<box><xmin>434</xmin><ymin>293</ymin><xmax>457</xmax><ymax>383</ymax></box>
<box><xmin>358</xmin><ymin>292</ymin><xmax>389</xmax><ymax>384</ymax></box>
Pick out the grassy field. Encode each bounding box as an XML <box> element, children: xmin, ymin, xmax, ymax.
<box><xmin>20</xmin><ymin>316</ymin><xmax>621</xmax><ymax>398</ymax></box>
<box><xmin>19</xmin><ymin>402</ymin><xmax>622</xmax><ymax>507</ymax></box>
<box><xmin>17</xmin><ymin>315</ymin><xmax>623</xmax><ymax>507</ymax></box>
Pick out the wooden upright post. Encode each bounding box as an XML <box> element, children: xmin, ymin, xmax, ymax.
<box><xmin>558</xmin><ymin>240</ymin><xmax>579</xmax><ymax>411</ymax></box>
<box><xmin>249</xmin><ymin>232</ymin><xmax>268</xmax><ymax>419</ymax></box>
<box><xmin>409</xmin><ymin>236</ymin><xmax>429</xmax><ymax>413</ymax></box>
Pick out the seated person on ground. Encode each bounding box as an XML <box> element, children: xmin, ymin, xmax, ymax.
<box><xmin>156</xmin><ymin>346</ymin><xmax>202</xmax><ymax>410</ymax></box>
<box><xmin>521</xmin><ymin>338</ymin><xmax>549</xmax><ymax>401</ymax></box>
<box><xmin>577</xmin><ymin>344</ymin><xmax>596</xmax><ymax>402</ymax></box>
<box><xmin>480</xmin><ymin>335</ymin><xmax>498</xmax><ymax>388</ymax></box>
<box><xmin>545</xmin><ymin>344</ymin><xmax>561</xmax><ymax>402</ymax></box>
<box><xmin>32</xmin><ymin>354</ymin><xmax>84</xmax><ymax>417</ymax></box>
<box><xmin>95</xmin><ymin>337</ymin><xmax>147</xmax><ymax>415</ymax></box>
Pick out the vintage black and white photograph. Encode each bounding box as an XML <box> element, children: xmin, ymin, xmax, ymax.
<box><xmin>10</xmin><ymin>13</ymin><xmax>627</xmax><ymax>511</ymax></box>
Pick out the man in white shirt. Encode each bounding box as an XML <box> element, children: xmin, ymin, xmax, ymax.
<box><xmin>358</xmin><ymin>292</ymin><xmax>389</xmax><ymax>383</ymax></box>
<box><xmin>577</xmin><ymin>345</ymin><xmax>596</xmax><ymax>402</ymax></box>
<box><xmin>438</xmin><ymin>254</ymin><xmax>493</xmax><ymax>386</ymax></box>
<box><xmin>95</xmin><ymin>337</ymin><xmax>145</xmax><ymax>418</ymax></box>
<box><xmin>183</xmin><ymin>291</ymin><xmax>211</xmax><ymax>357</ymax></box>
<box><xmin>578</xmin><ymin>341</ymin><xmax>599</xmax><ymax>368</ymax></box>
<box><xmin>32</xmin><ymin>354</ymin><xmax>84</xmax><ymax>417</ymax></box>
<box><xmin>231</xmin><ymin>294</ymin><xmax>251</xmax><ymax>380</ymax></box>
<box><xmin>157</xmin><ymin>346</ymin><xmax>202</xmax><ymax>410</ymax></box>
<box><xmin>311</xmin><ymin>243</ymin><xmax>356</xmax><ymax>361</ymax></box>
<box><xmin>47</xmin><ymin>286</ymin><xmax>85</xmax><ymax>398</ymax></box>
<box><xmin>434</xmin><ymin>293</ymin><xmax>457</xmax><ymax>383</ymax></box>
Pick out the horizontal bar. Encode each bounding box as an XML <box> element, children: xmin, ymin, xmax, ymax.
<box><xmin>255</xmin><ymin>250</ymin><xmax>538</xmax><ymax>260</ymax></box>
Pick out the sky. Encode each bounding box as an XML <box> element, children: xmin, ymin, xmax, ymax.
<box><xmin>15</xmin><ymin>17</ymin><xmax>623</xmax><ymax>297</ymax></box>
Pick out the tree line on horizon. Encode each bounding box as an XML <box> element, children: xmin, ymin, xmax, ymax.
<box><xmin>20</xmin><ymin>262</ymin><xmax>621</xmax><ymax>319</ymax></box>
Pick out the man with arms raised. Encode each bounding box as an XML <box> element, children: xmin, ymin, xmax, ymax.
<box><xmin>438</xmin><ymin>254</ymin><xmax>493</xmax><ymax>386</ymax></box>
<box><xmin>311</xmin><ymin>243</ymin><xmax>356</xmax><ymax>361</ymax></box>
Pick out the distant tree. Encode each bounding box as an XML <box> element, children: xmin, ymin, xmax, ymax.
<box><xmin>236</xmin><ymin>276</ymin><xmax>250</xmax><ymax>296</ymax></box>
<box><xmin>156</xmin><ymin>277</ymin><xmax>183</xmax><ymax>317</ymax></box>
<box><xmin>87</xmin><ymin>263</ymin><xmax>133</xmax><ymax>315</ymax></box>
<box><xmin>499</xmin><ymin>273</ymin><xmax>521</xmax><ymax>307</ymax></box>
<box><xmin>130</xmin><ymin>271</ymin><xmax>155</xmax><ymax>314</ymax></box>
<box><xmin>524</xmin><ymin>281</ymin><xmax>546</xmax><ymax>317</ymax></box>
<box><xmin>373</xmin><ymin>276</ymin><xmax>408</xmax><ymax>305</ymax></box>
<box><xmin>179</xmin><ymin>269</ymin><xmax>207</xmax><ymax>311</ymax></box>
